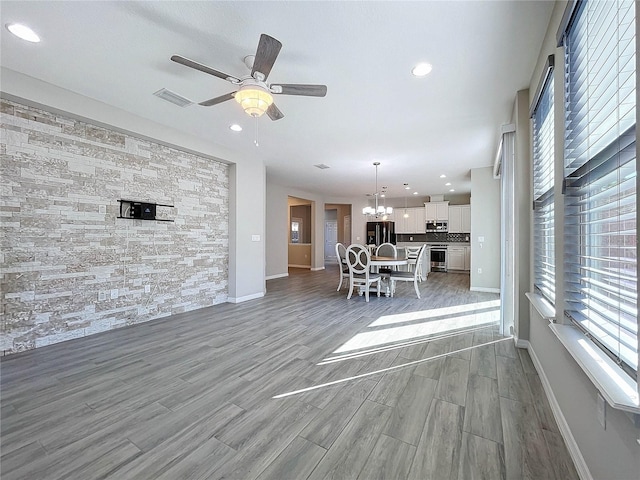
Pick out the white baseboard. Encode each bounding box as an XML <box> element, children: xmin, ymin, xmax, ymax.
<box><xmin>310</xmin><ymin>266</ymin><xmax>325</xmax><ymax>271</ymax></box>
<box><xmin>514</xmin><ymin>337</ymin><xmax>530</xmax><ymax>349</ymax></box>
<box><xmin>227</xmin><ymin>291</ymin><xmax>265</xmax><ymax>304</ymax></box>
<box><xmin>288</xmin><ymin>264</ymin><xmax>311</xmax><ymax>269</ymax></box>
<box><xmin>470</xmin><ymin>286</ymin><xmax>500</xmax><ymax>293</ymax></box>
<box><xmin>266</xmin><ymin>273</ymin><xmax>288</xmax><ymax>280</ymax></box>
<box><xmin>526</xmin><ymin>344</ymin><xmax>593</xmax><ymax>480</ymax></box>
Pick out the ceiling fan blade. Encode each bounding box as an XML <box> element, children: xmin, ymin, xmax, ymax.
<box><xmin>199</xmin><ymin>92</ymin><xmax>236</xmax><ymax>107</ymax></box>
<box><xmin>251</xmin><ymin>34</ymin><xmax>282</xmax><ymax>80</ymax></box>
<box><xmin>272</xmin><ymin>84</ymin><xmax>327</xmax><ymax>97</ymax></box>
<box><xmin>171</xmin><ymin>55</ymin><xmax>240</xmax><ymax>83</ymax></box>
<box><xmin>266</xmin><ymin>103</ymin><xmax>284</xmax><ymax>121</ymax></box>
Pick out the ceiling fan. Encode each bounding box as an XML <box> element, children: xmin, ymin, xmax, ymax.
<box><xmin>171</xmin><ymin>34</ymin><xmax>327</xmax><ymax>121</ymax></box>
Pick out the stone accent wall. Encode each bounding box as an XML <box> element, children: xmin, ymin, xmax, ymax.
<box><xmin>0</xmin><ymin>99</ymin><xmax>229</xmax><ymax>354</ymax></box>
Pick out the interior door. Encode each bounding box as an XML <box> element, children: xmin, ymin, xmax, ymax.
<box><xmin>325</xmin><ymin>220</ymin><xmax>338</xmax><ymax>261</ymax></box>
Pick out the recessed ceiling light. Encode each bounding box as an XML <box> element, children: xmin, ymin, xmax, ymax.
<box><xmin>229</xmin><ymin>124</ymin><xmax>242</xmax><ymax>132</ymax></box>
<box><xmin>413</xmin><ymin>191</ymin><xmax>418</xmax><ymax>195</ymax></box>
<box><xmin>445</xmin><ymin>182</ymin><xmax>451</xmax><ymax>186</ymax></box>
<box><xmin>449</xmin><ymin>189</ymin><xmax>455</xmax><ymax>192</ymax></box>
<box><xmin>404</xmin><ymin>184</ymin><xmax>411</xmax><ymax>190</ymax></box>
<box><xmin>380</xmin><ymin>194</ymin><xmax>385</xmax><ymax>198</ymax></box>
<box><xmin>440</xmin><ymin>174</ymin><xmax>446</xmax><ymax>178</ymax></box>
<box><xmin>6</xmin><ymin>23</ymin><xmax>40</xmax><ymax>42</ymax></box>
<box><xmin>411</xmin><ymin>63</ymin><xmax>432</xmax><ymax>77</ymax></box>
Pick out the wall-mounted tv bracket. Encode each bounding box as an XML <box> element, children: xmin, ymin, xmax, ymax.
<box><xmin>117</xmin><ymin>199</ymin><xmax>174</xmax><ymax>222</ymax></box>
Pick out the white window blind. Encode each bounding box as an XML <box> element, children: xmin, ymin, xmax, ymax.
<box><xmin>533</xmin><ymin>73</ymin><xmax>555</xmax><ymax>304</ymax></box>
<box><xmin>563</xmin><ymin>0</ymin><xmax>637</xmax><ymax>374</ymax></box>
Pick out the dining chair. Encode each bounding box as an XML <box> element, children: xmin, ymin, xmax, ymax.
<box><xmin>375</xmin><ymin>242</ymin><xmax>398</xmax><ymax>275</ymax></box>
<box><xmin>345</xmin><ymin>244</ymin><xmax>382</xmax><ymax>302</ymax></box>
<box><xmin>405</xmin><ymin>245</ymin><xmax>425</xmax><ymax>281</ymax></box>
<box><xmin>389</xmin><ymin>244</ymin><xmax>427</xmax><ymax>298</ymax></box>
<box><xmin>335</xmin><ymin>242</ymin><xmax>349</xmax><ymax>291</ymax></box>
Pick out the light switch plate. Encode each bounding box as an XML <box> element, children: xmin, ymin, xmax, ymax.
<box><xmin>110</xmin><ymin>289</ymin><xmax>118</xmax><ymax>299</ymax></box>
<box><xmin>251</xmin><ymin>234</ymin><xmax>260</xmax><ymax>242</ymax></box>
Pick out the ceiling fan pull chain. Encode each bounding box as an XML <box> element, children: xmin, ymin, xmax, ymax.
<box><xmin>254</xmin><ymin>115</ymin><xmax>259</xmax><ymax>147</ymax></box>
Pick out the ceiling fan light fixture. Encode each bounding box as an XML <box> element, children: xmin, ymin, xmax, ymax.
<box><xmin>235</xmin><ymin>85</ymin><xmax>273</xmax><ymax>117</ymax></box>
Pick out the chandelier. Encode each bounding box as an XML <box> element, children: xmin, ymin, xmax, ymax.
<box><xmin>362</xmin><ymin>162</ymin><xmax>393</xmax><ymax>217</ymax></box>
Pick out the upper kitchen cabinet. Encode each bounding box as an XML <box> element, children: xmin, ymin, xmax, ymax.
<box><xmin>425</xmin><ymin>201</ymin><xmax>449</xmax><ymax>222</ymax></box>
<box><xmin>396</xmin><ymin>207</ymin><xmax>426</xmax><ymax>234</ymax></box>
<box><xmin>449</xmin><ymin>205</ymin><xmax>471</xmax><ymax>233</ymax></box>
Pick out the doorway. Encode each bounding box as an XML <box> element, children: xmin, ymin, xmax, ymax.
<box><xmin>325</xmin><ymin>219</ymin><xmax>338</xmax><ymax>262</ymax></box>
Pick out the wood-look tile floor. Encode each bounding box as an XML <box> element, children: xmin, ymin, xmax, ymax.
<box><xmin>0</xmin><ymin>268</ymin><xmax>579</xmax><ymax>480</ymax></box>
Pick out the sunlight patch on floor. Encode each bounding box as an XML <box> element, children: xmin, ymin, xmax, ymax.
<box><xmin>333</xmin><ymin>308</ymin><xmax>499</xmax><ymax>354</ymax></box>
<box><xmin>319</xmin><ymin>324</ymin><xmax>494</xmax><ymax>365</ymax></box>
<box><xmin>369</xmin><ymin>300</ymin><xmax>501</xmax><ymax>327</ymax></box>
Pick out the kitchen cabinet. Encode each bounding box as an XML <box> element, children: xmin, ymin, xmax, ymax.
<box><xmin>464</xmin><ymin>246</ymin><xmax>471</xmax><ymax>271</ymax></box>
<box><xmin>448</xmin><ymin>246</ymin><xmax>465</xmax><ymax>270</ymax></box>
<box><xmin>396</xmin><ymin>207</ymin><xmax>425</xmax><ymax>234</ymax></box>
<box><xmin>425</xmin><ymin>201</ymin><xmax>449</xmax><ymax>222</ymax></box>
<box><xmin>448</xmin><ymin>205</ymin><xmax>471</xmax><ymax>233</ymax></box>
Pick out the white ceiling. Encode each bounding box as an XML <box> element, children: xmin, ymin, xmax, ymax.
<box><xmin>0</xmin><ymin>1</ymin><xmax>554</xmax><ymax>201</ymax></box>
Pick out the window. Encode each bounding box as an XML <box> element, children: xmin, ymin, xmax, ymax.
<box><xmin>563</xmin><ymin>0</ymin><xmax>637</xmax><ymax>375</ymax></box>
<box><xmin>291</xmin><ymin>218</ymin><xmax>301</xmax><ymax>243</ymax></box>
<box><xmin>532</xmin><ymin>59</ymin><xmax>555</xmax><ymax>303</ymax></box>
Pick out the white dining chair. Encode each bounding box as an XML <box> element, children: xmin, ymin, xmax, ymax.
<box><xmin>375</xmin><ymin>242</ymin><xmax>397</xmax><ymax>275</ymax></box>
<box><xmin>389</xmin><ymin>244</ymin><xmax>427</xmax><ymax>298</ymax></box>
<box><xmin>346</xmin><ymin>244</ymin><xmax>382</xmax><ymax>302</ymax></box>
<box><xmin>335</xmin><ymin>242</ymin><xmax>349</xmax><ymax>291</ymax></box>
<box><xmin>405</xmin><ymin>245</ymin><xmax>425</xmax><ymax>281</ymax></box>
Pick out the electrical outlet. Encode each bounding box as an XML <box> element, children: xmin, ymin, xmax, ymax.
<box><xmin>478</xmin><ymin>236</ymin><xmax>485</xmax><ymax>243</ymax></box>
<box><xmin>110</xmin><ymin>289</ymin><xmax>118</xmax><ymax>299</ymax></box>
<box><xmin>145</xmin><ymin>285</ymin><xmax>151</xmax><ymax>293</ymax></box>
<box><xmin>409</xmin><ymin>236</ymin><xmax>413</xmax><ymax>241</ymax></box>
<box><xmin>477</xmin><ymin>268</ymin><xmax>482</xmax><ymax>274</ymax></box>
<box><xmin>251</xmin><ymin>234</ymin><xmax>260</xmax><ymax>242</ymax></box>
<box><xmin>98</xmin><ymin>291</ymin><xmax>106</xmax><ymax>301</ymax></box>
<box><xmin>99</xmin><ymin>205</ymin><xmax>106</xmax><ymax>214</ymax></box>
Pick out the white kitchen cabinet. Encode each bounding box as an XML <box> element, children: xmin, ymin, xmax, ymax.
<box><xmin>448</xmin><ymin>205</ymin><xmax>471</xmax><ymax>233</ymax></box>
<box><xmin>396</xmin><ymin>207</ymin><xmax>425</xmax><ymax>234</ymax></box>
<box><xmin>448</xmin><ymin>246</ymin><xmax>465</xmax><ymax>270</ymax></box>
<box><xmin>464</xmin><ymin>246</ymin><xmax>471</xmax><ymax>271</ymax></box>
<box><xmin>425</xmin><ymin>201</ymin><xmax>449</xmax><ymax>221</ymax></box>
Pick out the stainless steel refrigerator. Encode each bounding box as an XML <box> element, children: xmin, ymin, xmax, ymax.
<box><xmin>366</xmin><ymin>221</ymin><xmax>395</xmax><ymax>246</ymax></box>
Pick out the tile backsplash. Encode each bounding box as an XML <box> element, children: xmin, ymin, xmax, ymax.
<box><xmin>396</xmin><ymin>232</ymin><xmax>470</xmax><ymax>243</ymax></box>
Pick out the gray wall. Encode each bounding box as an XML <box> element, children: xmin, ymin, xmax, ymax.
<box><xmin>523</xmin><ymin>2</ymin><xmax>640</xmax><ymax>478</ymax></box>
<box><xmin>265</xmin><ymin>179</ymin><xmax>365</xmax><ymax>278</ymax></box>
<box><xmin>470</xmin><ymin>167</ymin><xmax>501</xmax><ymax>291</ymax></box>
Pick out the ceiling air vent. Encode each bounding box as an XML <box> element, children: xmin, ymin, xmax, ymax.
<box><xmin>314</xmin><ymin>163</ymin><xmax>330</xmax><ymax>170</ymax></box>
<box><xmin>153</xmin><ymin>88</ymin><xmax>193</xmax><ymax>108</ymax></box>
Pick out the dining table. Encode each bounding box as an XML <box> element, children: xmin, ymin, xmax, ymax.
<box><xmin>369</xmin><ymin>255</ymin><xmax>409</xmax><ymax>297</ymax></box>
